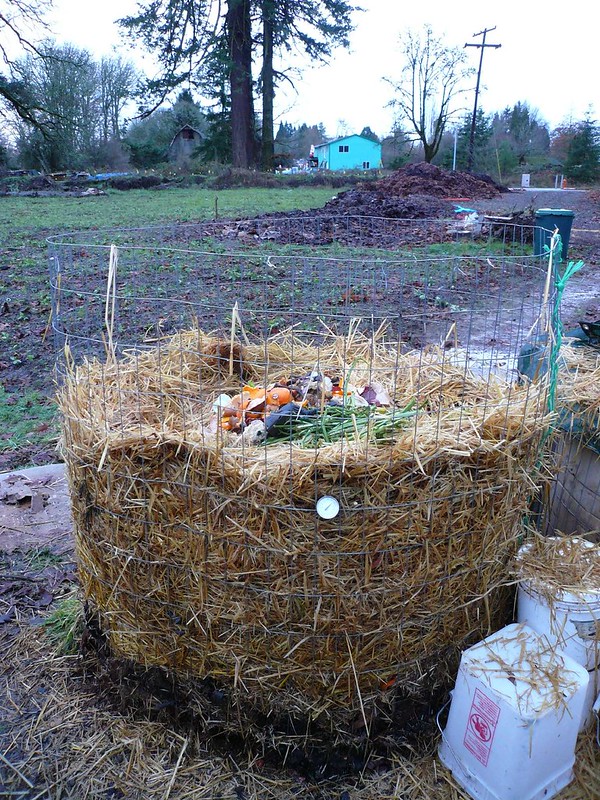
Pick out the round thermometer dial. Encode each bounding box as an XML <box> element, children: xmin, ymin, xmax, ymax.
<box><xmin>316</xmin><ymin>495</ymin><xmax>340</xmax><ymax>519</ymax></box>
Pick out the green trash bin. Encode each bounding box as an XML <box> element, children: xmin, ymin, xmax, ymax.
<box><xmin>534</xmin><ymin>208</ymin><xmax>575</xmax><ymax>259</ymax></box>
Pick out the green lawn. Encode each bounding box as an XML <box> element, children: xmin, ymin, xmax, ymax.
<box><xmin>0</xmin><ymin>186</ymin><xmax>342</xmax><ymax>237</ymax></box>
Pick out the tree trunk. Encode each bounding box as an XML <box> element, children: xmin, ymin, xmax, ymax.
<box><xmin>261</xmin><ymin>1</ymin><xmax>275</xmax><ymax>171</ymax></box>
<box><xmin>226</xmin><ymin>0</ymin><xmax>255</xmax><ymax>169</ymax></box>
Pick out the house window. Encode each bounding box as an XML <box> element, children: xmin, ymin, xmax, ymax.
<box><xmin>363</xmin><ymin>161</ymin><xmax>370</xmax><ymax>169</ymax></box>
<box><xmin>338</xmin><ymin>144</ymin><xmax>349</xmax><ymax>153</ymax></box>
<box><xmin>182</xmin><ymin>128</ymin><xmax>194</xmax><ymax>140</ymax></box>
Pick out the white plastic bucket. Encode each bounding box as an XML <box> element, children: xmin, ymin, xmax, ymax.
<box><xmin>438</xmin><ymin>623</ymin><xmax>588</xmax><ymax>800</ymax></box>
<box><xmin>517</xmin><ymin>583</ymin><xmax>600</xmax><ymax>670</ymax></box>
<box><xmin>516</xmin><ymin>539</ymin><xmax>600</xmax><ymax>671</ymax></box>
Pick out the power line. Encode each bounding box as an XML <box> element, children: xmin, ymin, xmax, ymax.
<box><xmin>464</xmin><ymin>27</ymin><xmax>501</xmax><ymax>172</ymax></box>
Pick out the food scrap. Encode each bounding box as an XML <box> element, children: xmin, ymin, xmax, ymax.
<box><xmin>209</xmin><ymin>370</ymin><xmax>416</xmax><ymax>447</ymax></box>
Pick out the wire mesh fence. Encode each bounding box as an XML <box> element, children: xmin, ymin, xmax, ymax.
<box><xmin>49</xmin><ymin>217</ymin><xmax>543</xmax><ymax>375</ymax></box>
<box><xmin>50</xmin><ymin>217</ymin><xmax>555</xmax><ymax>743</ymax></box>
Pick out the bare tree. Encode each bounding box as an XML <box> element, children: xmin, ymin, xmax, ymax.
<box><xmin>0</xmin><ymin>0</ymin><xmax>49</xmax><ymax>59</ymax></box>
<box><xmin>14</xmin><ymin>42</ymin><xmax>100</xmax><ymax>169</ymax></box>
<box><xmin>386</xmin><ymin>26</ymin><xmax>472</xmax><ymax>163</ymax></box>
<box><xmin>98</xmin><ymin>55</ymin><xmax>139</xmax><ymax>141</ymax></box>
<box><xmin>0</xmin><ymin>0</ymin><xmax>52</xmax><ymax>125</ymax></box>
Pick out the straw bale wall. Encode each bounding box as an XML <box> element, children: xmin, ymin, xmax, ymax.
<box><xmin>59</xmin><ymin>328</ymin><xmax>550</xmax><ymax>730</ymax></box>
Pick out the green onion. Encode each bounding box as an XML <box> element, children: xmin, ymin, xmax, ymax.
<box><xmin>265</xmin><ymin>399</ymin><xmax>417</xmax><ymax>448</ymax></box>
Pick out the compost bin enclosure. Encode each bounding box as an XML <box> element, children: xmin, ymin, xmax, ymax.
<box><xmin>49</xmin><ymin>217</ymin><xmax>554</xmax><ymax>738</ymax></box>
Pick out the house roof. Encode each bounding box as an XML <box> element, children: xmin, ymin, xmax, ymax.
<box><xmin>315</xmin><ymin>134</ymin><xmax>381</xmax><ymax>148</ymax></box>
<box><xmin>168</xmin><ymin>126</ymin><xmax>205</xmax><ymax>148</ymax></box>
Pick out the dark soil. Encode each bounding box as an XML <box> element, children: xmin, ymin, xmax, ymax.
<box><xmin>372</xmin><ymin>162</ymin><xmax>508</xmax><ymax>199</ymax></box>
<box><xmin>77</xmin><ymin>617</ymin><xmax>448</xmax><ymax>780</ymax></box>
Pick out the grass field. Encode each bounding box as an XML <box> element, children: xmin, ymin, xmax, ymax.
<box><xmin>1</xmin><ymin>185</ymin><xmax>342</xmax><ymax>236</ymax></box>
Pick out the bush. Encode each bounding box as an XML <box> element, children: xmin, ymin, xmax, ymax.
<box><xmin>209</xmin><ymin>168</ymin><xmax>279</xmax><ymax>189</ymax></box>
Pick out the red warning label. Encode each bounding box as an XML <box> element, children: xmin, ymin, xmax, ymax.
<box><xmin>463</xmin><ymin>688</ymin><xmax>501</xmax><ymax>766</ymax></box>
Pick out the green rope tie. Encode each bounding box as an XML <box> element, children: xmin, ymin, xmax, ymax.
<box><xmin>545</xmin><ymin>232</ymin><xmax>585</xmax><ymax>416</ymax></box>
<box><xmin>524</xmin><ymin>231</ymin><xmax>584</xmax><ymax>537</ymax></box>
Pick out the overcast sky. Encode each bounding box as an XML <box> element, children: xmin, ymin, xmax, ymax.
<box><xmin>47</xmin><ymin>0</ymin><xmax>596</xmax><ymax>138</ymax></box>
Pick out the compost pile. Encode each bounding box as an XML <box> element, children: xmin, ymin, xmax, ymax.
<box><xmin>555</xmin><ymin>337</ymin><xmax>600</xmax><ymax>455</ymax></box>
<box><xmin>372</xmin><ymin>162</ymin><xmax>507</xmax><ymax>199</ymax></box>
<box><xmin>524</xmin><ymin>334</ymin><xmax>600</xmax><ymax>450</ymax></box>
<box><xmin>321</xmin><ymin>189</ymin><xmax>452</xmax><ymax>220</ymax></box>
<box><xmin>59</xmin><ymin>324</ymin><xmax>551</xmax><ymax>743</ymax></box>
<box><xmin>201</xmin><ymin>164</ymin><xmax>509</xmax><ymax>247</ymax></box>
<box><xmin>320</xmin><ymin>164</ymin><xmax>506</xmax><ymax>218</ymax></box>
<box><xmin>557</xmin><ymin>336</ymin><xmax>600</xmax><ymax>421</ymax></box>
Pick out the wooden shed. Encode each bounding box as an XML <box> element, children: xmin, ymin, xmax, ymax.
<box><xmin>167</xmin><ymin>125</ymin><xmax>204</xmax><ymax>162</ymax></box>
<box><xmin>313</xmin><ymin>134</ymin><xmax>382</xmax><ymax>171</ymax></box>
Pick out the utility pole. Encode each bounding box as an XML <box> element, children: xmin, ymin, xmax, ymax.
<box><xmin>465</xmin><ymin>26</ymin><xmax>501</xmax><ymax>172</ymax></box>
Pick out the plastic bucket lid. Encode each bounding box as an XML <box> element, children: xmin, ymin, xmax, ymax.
<box><xmin>519</xmin><ymin>579</ymin><xmax>600</xmax><ymax>611</ymax></box>
<box><xmin>535</xmin><ymin>208</ymin><xmax>575</xmax><ymax>217</ymax></box>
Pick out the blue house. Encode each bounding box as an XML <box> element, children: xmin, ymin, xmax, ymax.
<box><xmin>313</xmin><ymin>134</ymin><xmax>382</xmax><ymax>171</ymax></box>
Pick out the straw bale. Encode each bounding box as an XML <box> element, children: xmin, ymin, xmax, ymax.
<box><xmin>556</xmin><ymin>339</ymin><xmax>600</xmax><ymax>442</ymax></box>
<box><xmin>59</xmin><ymin>326</ymin><xmax>551</xmax><ymax>733</ymax></box>
<box><xmin>513</xmin><ymin>532</ymin><xmax>600</xmax><ymax>597</ymax></box>
<box><xmin>558</xmin><ymin>339</ymin><xmax>600</xmax><ymax>407</ymax></box>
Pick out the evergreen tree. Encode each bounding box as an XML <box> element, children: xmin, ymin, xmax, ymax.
<box><xmin>120</xmin><ymin>1</ymin><xmax>356</xmax><ymax>170</ymax></box>
<box><xmin>119</xmin><ymin>0</ymin><xmax>254</xmax><ymax>167</ymax></box>
<box><xmin>380</xmin><ymin>127</ymin><xmax>412</xmax><ymax>169</ymax></box>
<box><xmin>360</xmin><ymin>126</ymin><xmax>379</xmax><ymax>142</ymax></box>
<box><xmin>258</xmin><ymin>0</ymin><xmax>355</xmax><ymax>169</ymax></box>
<box><xmin>494</xmin><ymin>102</ymin><xmax>550</xmax><ymax>166</ymax></box>
<box><xmin>291</xmin><ymin>123</ymin><xmax>326</xmax><ymax>161</ymax></box>
<box><xmin>199</xmin><ymin>87</ymin><xmax>233</xmax><ymax>164</ymax></box>
<box><xmin>564</xmin><ymin>117</ymin><xmax>600</xmax><ymax>184</ymax></box>
<box><xmin>549</xmin><ymin>122</ymin><xmax>577</xmax><ymax>165</ymax></box>
<box><xmin>274</xmin><ymin>121</ymin><xmax>295</xmax><ymax>167</ymax></box>
<box><xmin>171</xmin><ymin>90</ymin><xmax>208</xmax><ymax>133</ymax></box>
<box><xmin>0</xmin><ymin>133</ymin><xmax>10</xmax><ymax>167</ymax></box>
<box><xmin>441</xmin><ymin>110</ymin><xmax>492</xmax><ymax>172</ymax></box>
<box><xmin>124</xmin><ymin>93</ymin><xmax>208</xmax><ymax>167</ymax></box>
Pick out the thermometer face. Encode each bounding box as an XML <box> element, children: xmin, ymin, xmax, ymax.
<box><xmin>316</xmin><ymin>495</ymin><xmax>340</xmax><ymax>519</ymax></box>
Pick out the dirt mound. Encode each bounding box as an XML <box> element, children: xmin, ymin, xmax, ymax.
<box><xmin>323</xmin><ymin>189</ymin><xmax>452</xmax><ymax>219</ymax></box>
<box><xmin>374</xmin><ymin>163</ymin><xmax>507</xmax><ymax>199</ymax></box>
<box><xmin>314</xmin><ymin>163</ymin><xmax>507</xmax><ymax>220</ymax></box>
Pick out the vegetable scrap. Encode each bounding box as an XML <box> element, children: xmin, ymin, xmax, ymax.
<box><xmin>209</xmin><ymin>369</ymin><xmax>407</xmax><ymax>447</ymax></box>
